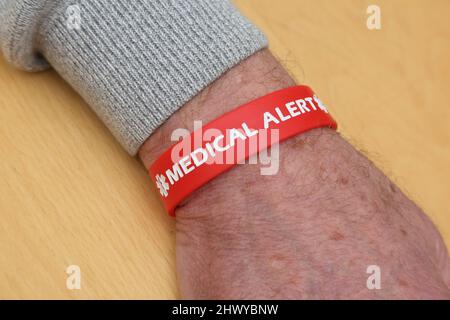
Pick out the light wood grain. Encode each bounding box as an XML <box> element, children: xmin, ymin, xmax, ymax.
<box><xmin>0</xmin><ymin>0</ymin><xmax>449</xmax><ymax>299</ymax></box>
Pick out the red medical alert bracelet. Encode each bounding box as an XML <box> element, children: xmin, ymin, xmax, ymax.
<box><xmin>149</xmin><ymin>85</ymin><xmax>337</xmax><ymax>216</ymax></box>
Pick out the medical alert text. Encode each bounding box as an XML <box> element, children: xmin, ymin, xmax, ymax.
<box><xmin>158</xmin><ymin>94</ymin><xmax>329</xmax><ymax>195</ymax></box>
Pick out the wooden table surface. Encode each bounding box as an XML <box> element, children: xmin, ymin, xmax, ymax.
<box><xmin>0</xmin><ymin>0</ymin><xmax>449</xmax><ymax>299</ymax></box>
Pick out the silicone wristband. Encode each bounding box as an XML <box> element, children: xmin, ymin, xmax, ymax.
<box><xmin>149</xmin><ymin>85</ymin><xmax>337</xmax><ymax>216</ymax></box>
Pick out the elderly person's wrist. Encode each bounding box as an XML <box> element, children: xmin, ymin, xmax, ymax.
<box><xmin>139</xmin><ymin>49</ymin><xmax>450</xmax><ymax>299</ymax></box>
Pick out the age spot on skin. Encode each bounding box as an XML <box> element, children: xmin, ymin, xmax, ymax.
<box><xmin>330</xmin><ymin>231</ymin><xmax>345</xmax><ymax>241</ymax></box>
<box><xmin>400</xmin><ymin>228</ymin><xmax>408</xmax><ymax>236</ymax></box>
<box><xmin>294</xmin><ymin>138</ymin><xmax>306</xmax><ymax>150</ymax></box>
<box><xmin>337</xmin><ymin>176</ymin><xmax>349</xmax><ymax>185</ymax></box>
<box><xmin>398</xmin><ymin>279</ymin><xmax>409</xmax><ymax>287</ymax></box>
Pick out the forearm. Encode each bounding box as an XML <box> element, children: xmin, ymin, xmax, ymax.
<box><xmin>140</xmin><ymin>49</ymin><xmax>450</xmax><ymax>299</ymax></box>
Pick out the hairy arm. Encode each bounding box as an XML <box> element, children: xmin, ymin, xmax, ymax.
<box><xmin>139</xmin><ymin>49</ymin><xmax>450</xmax><ymax>299</ymax></box>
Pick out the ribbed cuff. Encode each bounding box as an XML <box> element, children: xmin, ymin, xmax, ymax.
<box><xmin>0</xmin><ymin>0</ymin><xmax>267</xmax><ymax>154</ymax></box>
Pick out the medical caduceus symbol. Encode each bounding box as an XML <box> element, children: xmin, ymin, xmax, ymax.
<box><xmin>155</xmin><ymin>174</ymin><xmax>169</xmax><ymax>197</ymax></box>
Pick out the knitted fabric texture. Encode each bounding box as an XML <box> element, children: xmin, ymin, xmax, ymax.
<box><xmin>0</xmin><ymin>0</ymin><xmax>267</xmax><ymax>154</ymax></box>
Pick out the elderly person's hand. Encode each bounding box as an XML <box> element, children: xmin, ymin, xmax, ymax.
<box><xmin>140</xmin><ymin>50</ymin><xmax>450</xmax><ymax>299</ymax></box>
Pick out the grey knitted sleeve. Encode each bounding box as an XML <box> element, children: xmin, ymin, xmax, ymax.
<box><xmin>0</xmin><ymin>0</ymin><xmax>267</xmax><ymax>154</ymax></box>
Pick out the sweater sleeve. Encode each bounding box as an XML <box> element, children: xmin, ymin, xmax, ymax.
<box><xmin>0</xmin><ymin>0</ymin><xmax>267</xmax><ymax>155</ymax></box>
